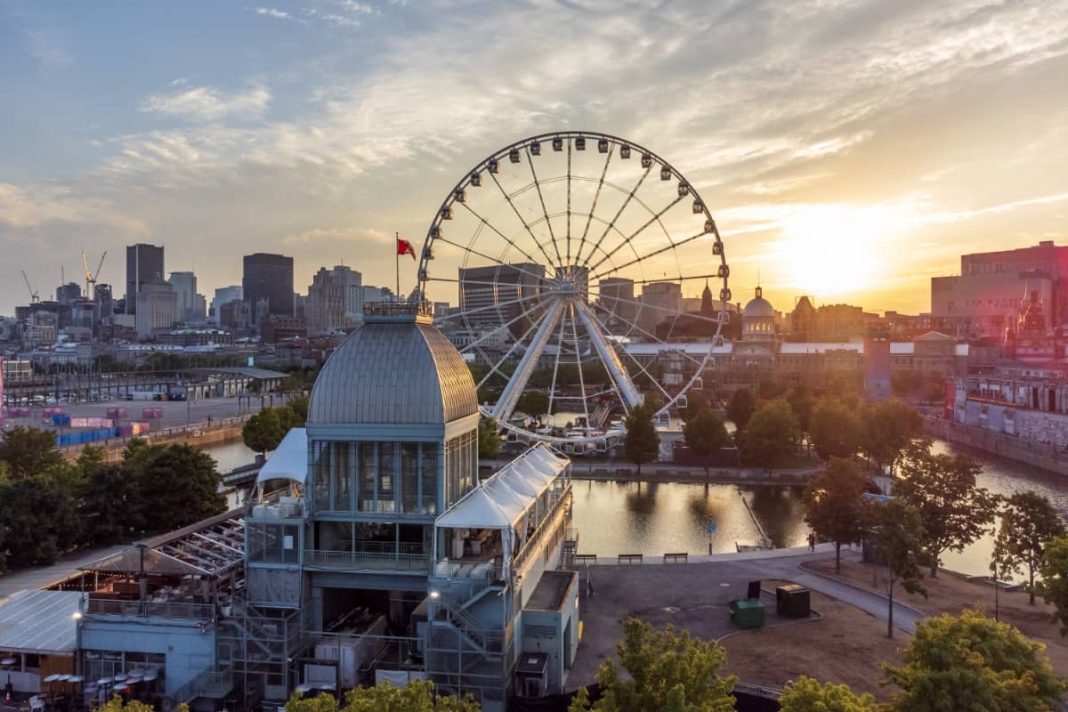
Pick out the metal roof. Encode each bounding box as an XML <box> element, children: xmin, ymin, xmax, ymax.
<box><xmin>309</xmin><ymin>317</ymin><xmax>478</xmax><ymax>425</ymax></box>
<box><xmin>0</xmin><ymin>590</ymin><xmax>81</xmax><ymax>654</ymax></box>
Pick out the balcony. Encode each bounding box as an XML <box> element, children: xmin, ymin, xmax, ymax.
<box><xmin>85</xmin><ymin>597</ymin><xmax>216</xmax><ymax>621</ymax></box>
<box><xmin>304</xmin><ymin>542</ymin><xmax>429</xmax><ymax>572</ymax></box>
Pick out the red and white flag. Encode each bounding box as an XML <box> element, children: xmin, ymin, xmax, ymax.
<box><xmin>397</xmin><ymin>237</ymin><xmax>416</xmax><ymax>261</ymax></box>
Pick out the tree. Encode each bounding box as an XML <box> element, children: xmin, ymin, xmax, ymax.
<box><xmin>0</xmin><ymin>426</ymin><xmax>66</xmax><ymax>481</ymax></box>
<box><xmin>682</xmin><ymin>409</ymin><xmax>727</xmax><ymax>475</ymax></box>
<box><xmin>287</xmin><ymin>395</ymin><xmax>310</xmax><ymax>423</ymax></box>
<box><xmin>130</xmin><ymin>444</ymin><xmax>226</xmax><ymax>534</ymax></box>
<box><xmin>516</xmin><ymin>390</ymin><xmax>550</xmax><ymax>419</ymax></box>
<box><xmin>862</xmin><ymin>398</ymin><xmax>922</xmax><ymax>475</ymax></box>
<box><xmin>98</xmin><ymin>699</ymin><xmax>188</xmax><ymax>712</ymax></box>
<box><xmin>1040</xmin><ymin>537</ymin><xmax>1068</xmax><ymax>636</ymax></box>
<box><xmin>285</xmin><ymin>680</ymin><xmax>480</xmax><ymax>712</ymax></box>
<box><xmin>808</xmin><ymin>398</ymin><xmax>865</xmax><ymax>461</ymax></box>
<box><xmin>477</xmin><ymin>418</ymin><xmax>501</xmax><ymax>461</ymax></box>
<box><xmin>569</xmin><ymin>618</ymin><xmax>735</xmax><ymax>712</ymax></box>
<box><xmin>883</xmin><ymin>608</ymin><xmax>1064</xmax><ymax>711</ymax></box>
<box><xmin>894</xmin><ymin>446</ymin><xmax>997</xmax><ymax>577</ymax></box>
<box><xmin>0</xmin><ymin>478</ymin><xmax>80</xmax><ymax>569</ymax></box>
<box><xmin>803</xmin><ymin>458</ymin><xmax>869</xmax><ymax>572</ymax></box>
<box><xmin>80</xmin><ymin>464</ymin><xmax>140</xmax><ymax>545</ymax></box>
<box><xmin>623</xmin><ymin>406</ymin><xmax>659</xmax><ymax>476</ymax></box>
<box><xmin>867</xmin><ymin>499</ymin><xmax>927</xmax><ymax>638</ymax></box>
<box><xmin>243</xmin><ymin>408</ymin><xmax>285</xmax><ymax>454</ymax></box>
<box><xmin>779</xmin><ymin>676</ymin><xmax>878</xmax><ymax>712</ymax></box>
<box><xmin>786</xmin><ymin>387</ymin><xmax>816</xmax><ymax>451</ymax></box>
<box><xmin>996</xmin><ymin>491</ymin><xmax>1067</xmax><ymax>604</ymax></box>
<box><xmin>681</xmin><ymin>392</ymin><xmax>709</xmax><ymax>423</ymax></box>
<box><xmin>739</xmin><ymin>398</ymin><xmax>800</xmax><ymax>471</ymax></box>
<box><xmin>726</xmin><ymin>388</ymin><xmax>755</xmax><ymax>432</ymax></box>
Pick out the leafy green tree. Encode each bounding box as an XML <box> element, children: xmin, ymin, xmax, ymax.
<box><xmin>862</xmin><ymin>398</ymin><xmax>922</xmax><ymax>475</ymax></box>
<box><xmin>516</xmin><ymin>390</ymin><xmax>550</xmax><ymax>419</ymax></box>
<box><xmin>895</xmin><ymin>446</ymin><xmax>997</xmax><ymax>577</ymax></box>
<box><xmin>569</xmin><ymin>618</ymin><xmax>735</xmax><ymax>712</ymax></box>
<box><xmin>996</xmin><ymin>491</ymin><xmax>1067</xmax><ymax>604</ymax></box>
<box><xmin>1040</xmin><ymin>536</ymin><xmax>1068</xmax><ymax>636</ymax></box>
<box><xmin>883</xmin><ymin>608</ymin><xmax>1065</xmax><ymax>711</ymax></box>
<box><xmin>80</xmin><ymin>464</ymin><xmax>140</xmax><ymax>545</ymax></box>
<box><xmin>681</xmin><ymin>392</ymin><xmax>709</xmax><ymax>423</ymax></box>
<box><xmin>243</xmin><ymin>408</ymin><xmax>286</xmax><ymax>454</ymax></box>
<box><xmin>0</xmin><ymin>478</ymin><xmax>80</xmax><ymax>569</ymax></box>
<box><xmin>867</xmin><ymin>499</ymin><xmax>927</xmax><ymax>638</ymax></box>
<box><xmin>623</xmin><ymin>405</ymin><xmax>659</xmax><ymax>476</ymax></box>
<box><xmin>477</xmin><ymin>418</ymin><xmax>501</xmax><ymax>461</ymax></box>
<box><xmin>809</xmin><ymin>398</ymin><xmax>864</xmax><ymax>461</ymax></box>
<box><xmin>803</xmin><ymin>458</ymin><xmax>869</xmax><ymax>572</ymax></box>
<box><xmin>285</xmin><ymin>680</ymin><xmax>480</xmax><ymax>712</ymax></box>
<box><xmin>779</xmin><ymin>676</ymin><xmax>878</xmax><ymax>712</ymax></box>
<box><xmin>740</xmin><ymin>398</ymin><xmax>800</xmax><ymax>471</ymax></box>
<box><xmin>786</xmin><ymin>387</ymin><xmax>816</xmax><ymax>451</ymax></box>
<box><xmin>682</xmin><ymin>409</ymin><xmax>727</xmax><ymax>475</ymax></box>
<box><xmin>287</xmin><ymin>395</ymin><xmax>310</xmax><ymax>423</ymax></box>
<box><xmin>130</xmin><ymin>444</ymin><xmax>226</xmax><ymax>534</ymax></box>
<box><xmin>0</xmin><ymin>426</ymin><xmax>67</xmax><ymax>481</ymax></box>
<box><xmin>726</xmin><ymin>388</ymin><xmax>755</xmax><ymax>432</ymax></box>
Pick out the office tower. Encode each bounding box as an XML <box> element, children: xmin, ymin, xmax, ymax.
<box><xmin>126</xmin><ymin>243</ymin><xmax>165</xmax><ymax>314</ymax></box>
<box><xmin>135</xmin><ymin>279</ymin><xmax>178</xmax><ymax>339</ymax></box>
<box><xmin>243</xmin><ymin>253</ymin><xmax>294</xmax><ymax>318</ymax></box>
<box><xmin>168</xmin><ymin>271</ymin><xmax>198</xmax><ymax>322</ymax></box>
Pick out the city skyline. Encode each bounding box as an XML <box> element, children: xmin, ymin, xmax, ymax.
<box><xmin>2</xmin><ymin>1</ymin><xmax>1068</xmax><ymax>315</ymax></box>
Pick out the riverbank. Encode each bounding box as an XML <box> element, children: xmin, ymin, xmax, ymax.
<box><xmin>62</xmin><ymin>416</ymin><xmax>250</xmax><ymax>463</ymax></box>
<box><xmin>924</xmin><ymin>415</ymin><xmax>1068</xmax><ymax>477</ymax></box>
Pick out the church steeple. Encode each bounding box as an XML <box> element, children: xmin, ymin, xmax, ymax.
<box><xmin>700</xmin><ymin>279</ymin><xmax>713</xmax><ymax>315</ymax></box>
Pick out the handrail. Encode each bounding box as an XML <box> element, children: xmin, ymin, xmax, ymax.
<box><xmin>85</xmin><ymin>598</ymin><xmax>215</xmax><ymax>621</ymax></box>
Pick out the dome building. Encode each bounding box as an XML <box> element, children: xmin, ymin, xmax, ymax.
<box><xmin>237</xmin><ymin>302</ymin><xmax>579</xmax><ymax>710</ymax></box>
<box><xmin>742</xmin><ymin>285</ymin><xmax>776</xmax><ymax>342</ymax></box>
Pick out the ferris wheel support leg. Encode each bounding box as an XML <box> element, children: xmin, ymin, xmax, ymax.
<box><xmin>492</xmin><ymin>298</ymin><xmax>565</xmax><ymax>423</ymax></box>
<box><xmin>573</xmin><ymin>300</ymin><xmax>644</xmax><ymax>411</ymax></box>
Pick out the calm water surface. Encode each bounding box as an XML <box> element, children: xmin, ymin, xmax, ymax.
<box><xmin>200</xmin><ymin>438</ymin><xmax>1068</xmax><ymax>576</ymax></box>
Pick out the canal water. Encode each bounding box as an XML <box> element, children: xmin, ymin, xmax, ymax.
<box><xmin>199</xmin><ymin>438</ymin><xmax>1068</xmax><ymax>577</ymax></box>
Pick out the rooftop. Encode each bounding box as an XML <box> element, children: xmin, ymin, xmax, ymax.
<box><xmin>0</xmin><ymin>590</ymin><xmax>81</xmax><ymax>654</ymax></box>
<box><xmin>525</xmin><ymin>570</ymin><xmax>576</xmax><ymax>611</ymax></box>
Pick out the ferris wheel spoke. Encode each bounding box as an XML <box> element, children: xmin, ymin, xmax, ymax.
<box><xmin>587</xmin><ymin>303</ymin><xmax>707</xmax><ymax>369</ymax></box>
<box><xmin>546</xmin><ymin>301</ymin><xmax>569</xmax><ymax>421</ymax></box>
<box><xmin>525</xmin><ymin>145</ymin><xmax>564</xmax><ymax>268</ymax></box>
<box><xmin>475</xmin><ymin>313</ymin><xmax>550</xmax><ymax>391</ymax></box>
<box><xmin>590</xmin><ymin>230</ymin><xmax>709</xmax><ymax>281</ymax></box>
<box><xmin>587</xmin><ymin>194</ymin><xmax>686</xmax><ymax>274</ymax></box>
<box><xmin>565</xmin><ymin>140</ymin><xmax>572</xmax><ymax>264</ymax></box>
<box><xmin>429</xmin><ymin>288</ymin><xmax>545</xmax><ymax>323</ymax></box>
<box><xmin>573</xmin><ymin>300</ymin><xmax>643</xmax><ymax>410</ymax></box>
<box><xmin>493</xmin><ymin>298</ymin><xmax>566</xmax><ymax>423</ymax></box>
<box><xmin>580</xmin><ymin>164</ymin><xmax>653</xmax><ymax>270</ymax></box>
<box><xmin>487</xmin><ymin>170</ymin><xmax>559</xmax><ymax>268</ymax></box>
<box><xmin>568</xmin><ymin>302</ymin><xmax>593</xmax><ymax>433</ymax></box>
<box><xmin>456</xmin><ymin>201</ymin><xmax>541</xmax><ymax>265</ymax></box>
<box><xmin>589</xmin><ymin>290</ymin><xmax>725</xmax><ymax>327</ymax></box>
<box><xmin>573</xmin><ymin>145</ymin><xmax>613</xmax><ymax>266</ymax></box>
<box><xmin>434</xmin><ymin>236</ymin><xmax>550</xmax><ymax>285</ymax></box>
<box><xmin>580</xmin><ymin>302</ymin><xmax>673</xmax><ymax>405</ymax></box>
<box><xmin>458</xmin><ymin>306</ymin><xmax>544</xmax><ymax>354</ymax></box>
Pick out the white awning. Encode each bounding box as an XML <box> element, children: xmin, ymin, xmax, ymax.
<box><xmin>435</xmin><ymin>444</ymin><xmax>570</xmax><ymax>531</ymax></box>
<box><xmin>256</xmin><ymin>428</ymin><xmax>308</xmax><ymax>485</ymax></box>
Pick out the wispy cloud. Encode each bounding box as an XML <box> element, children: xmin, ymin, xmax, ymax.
<box><xmin>23</xmin><ymin>27</ymin><xmax>73</xmax><ymax>68</ymax></box>
<box><xmin>254</xmin><ymin>7</ymin><xmax>294</xmax><ymax>21</ymax></box>
<box><xmin>140</xmin><ymin>85</ymin><xmax>271</xmax><ymax>122</ymax></box>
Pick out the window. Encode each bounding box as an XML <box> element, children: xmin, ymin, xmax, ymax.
<box><xmin>378</xmin><ymin>443</ymin><xmax>396</xmax><ymax>513</ymax></box>
<box><xmin>421</xmin><ymin>443</ymin><xmax>438</xmax><ymax>515</ymax></box>
<box><xmin>331</xmin><ymin>442</ymin><xmax>353</xmax><ymax>512</ymax></box>
<box><xmin>401</xmin><ymin>443</ymin><xmax>419</xmax><ymax>513</ymax></box>
<box><xmin>358</xmin><ymin>443</ymin><xmax>376</xmax><ymax>512</ymax></box>
<box><xmin>312</xmin><ymin>440</ymin><xmax>331</xmax><ymax>512</ymax></box>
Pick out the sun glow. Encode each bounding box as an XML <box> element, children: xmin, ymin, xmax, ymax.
<box><xmin>775</xmin><ymin>203</ymin><xmax>903</xmax><ymax>298</ymax></box>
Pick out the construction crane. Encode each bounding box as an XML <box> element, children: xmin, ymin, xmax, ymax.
<box><xmin>21</xmin><ymin>270</ymin><xmax>39</xmax><ymax>304</ymax></box>
<box><xmin>81</xmin><ymin>249</ymin><xmax>107</xmax><ymax>298</ymax></box>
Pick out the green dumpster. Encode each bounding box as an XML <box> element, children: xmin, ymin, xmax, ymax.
<box><xmin>729</xmin><ymin>598</ymin><xmax>765</xmax><ymax>630</ymax></box>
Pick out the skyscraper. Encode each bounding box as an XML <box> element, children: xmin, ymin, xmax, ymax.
<box><xmin>458</xmin><ymin>262</ymin><xmax>545</xmax><ymax>336</ymax></box>
<box><xmin>305</xmin><ymin>265</ymin><xmax>363</xmax><ymax>336</ymax></box>
<box><xmin>243</xmin><ymin>253</ymin><xmax>294</xmax><ymax>318</ymax></box>
<box><xmin>126</xmin><ymin>243</ymin><xmax>165</xmax><ymax>314</ymax></box>
<box><xmin>210</xmin><ymin>285</ymin><xmax>243</xmax><ymax>323</ymax></box>
<box><xmin>168</xmin><ymin>271</ymin><xmax>198</xmax><ymax>322</ymax></box>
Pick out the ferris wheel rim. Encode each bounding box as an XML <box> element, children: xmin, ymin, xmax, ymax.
<box><xmin>418</xmin><ymin>130</ymin><xmax>731</xmax><ymax>444</ymax></box>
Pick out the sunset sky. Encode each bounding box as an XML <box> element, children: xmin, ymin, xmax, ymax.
<box><xmin>2</xmin><ymin>0</ymin><xmax>1067</xmax><ymax>316</ymax></box>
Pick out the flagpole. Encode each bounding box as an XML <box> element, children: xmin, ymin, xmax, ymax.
<box><xmin>395</xmin><ymin>231</ymin><xmax>400</xmax><ymax>302</ymax></box>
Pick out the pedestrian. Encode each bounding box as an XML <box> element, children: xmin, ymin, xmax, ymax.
<box><xmin>808</xmin><ymin>532</ymin><xmax>816</xmax><ymax>552</ymax></box>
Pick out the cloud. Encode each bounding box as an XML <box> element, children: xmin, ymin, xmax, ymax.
<box><xmin>254</xmin><ymin>7</ymin><xmax>293</xmax><ymax>20</ymax></box>
<box><xmin>0</xmin><ymin>183</ymin><xmax>147</xmax><ymax>236</ymax></box>
<box><xmin>23</xmin><ymin>27</ymin><xmax>73</xmax><ymax>68</ymax></box>
<box><xmin>140</xmin><ymin>85</ymin><xmax>272</xmax><ymax>122</ymax></box>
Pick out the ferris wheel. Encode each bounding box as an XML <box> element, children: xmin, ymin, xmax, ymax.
<box><xmin>418</xmin><ymin>131</ymin><xmax>730</xmax><ymax>446</ymax></box>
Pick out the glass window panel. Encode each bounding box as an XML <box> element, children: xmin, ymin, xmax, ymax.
<box><xmin>313</xmin><ymin>441</ymin><xmax>331</xmax><ymax>512</ymax></box>
<box><xmin>331</xmin><ymin>442</ymin><xmax>352</xmax><ymax>512</ymax></box>
<box><xmin>378</xmin><ymin>443</ymin><xmax>396</xmax><ymax>513</ymax></box>
<box><xmin>359</xmin><ymin>442</ymin><xmax>376</xmax><ymax>512</ymax></box>
<box><xmin>401</xmin><ymin>443</ymin><xmax>418</xmax><ymax>513</ymax></box>
<box><xmin>421</xmin><ymin>443</ymin><xmax>438</xmax><ymax>515</ymax></box>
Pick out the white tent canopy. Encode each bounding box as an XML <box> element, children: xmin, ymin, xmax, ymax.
<box><xmin>435</xmin><ymin>444</ymin><xmax>570</xmax><ymax>531</ymax></box>
<box><xmin>256</xmin><ymin>428</ymin><xmax>308</xmax><ymax>485</ymax></box>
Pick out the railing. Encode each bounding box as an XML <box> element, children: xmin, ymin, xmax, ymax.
<box><xmin>304</xmin><ymin>548</ymin><xmax>429</xmax><ymax>571</ymax></box>
<box><xmin>171</xmin><ymin>665</ymin><xmax>234</xmax><ymax>703</ymax></box>
<box><xmin>512</xmin><ymin>487</ymin><xmax>573</xmax><ymax>574</ymax></box>
<box><xmin>85</xmin><ymin>598</ymin><xmax>216</xmax><ymax>621</ymax></box>
<box><xmin>441</xmin><ymin>603</ymin><xmax>504</xmax><ymax>655</ymax></box>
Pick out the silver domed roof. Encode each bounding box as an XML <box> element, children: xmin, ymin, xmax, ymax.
<box><xmin>309</xmin><ymin>316</ymin><xmax>478</xmax><ymax>425</ymax></box>
<box><xmin>742</xmin><ymin>286</ymin><xmax>775</xmax><ymax>318</ymax></box>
